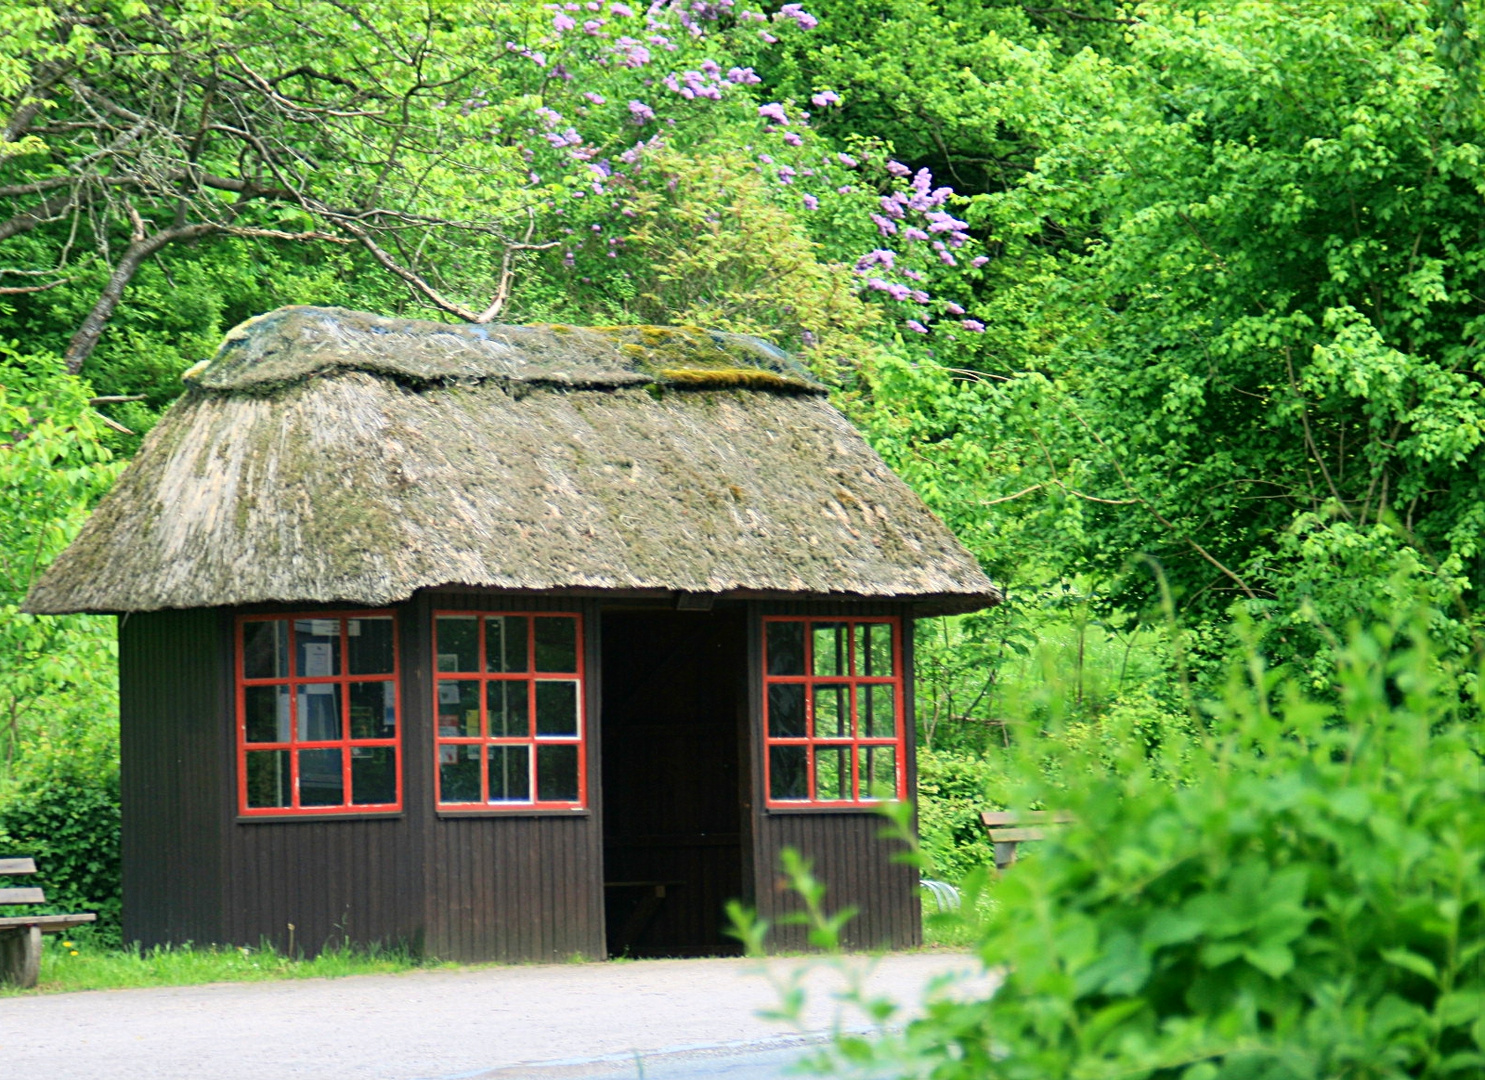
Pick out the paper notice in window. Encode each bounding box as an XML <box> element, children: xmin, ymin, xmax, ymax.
<box><xmin>310</xmin><ymin>619</ymin><xmax>338</xmax><ymax>637</ymax></box>
<box><xmin>303</xmin><ymin>642</ymin><xmax>333</xmax><ymax>677</ymax></box>
<box><xmin>438</xmin><ymin>683</ymin><xmax>461</xmax><ymax>704</ymax></box>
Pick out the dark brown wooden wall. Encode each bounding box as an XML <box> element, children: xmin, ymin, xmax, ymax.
<box><xmin>118</xmin><ymin>594</ymin><xmax>919</xmax><ymax>962</ymax></box>
<box><xmin>745</xmin><ymin>602</ymin><xmax>922</xmax><ymax>952</ymax></box>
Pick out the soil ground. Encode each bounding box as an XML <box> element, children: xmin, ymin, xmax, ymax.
<box><xmin>0</xmin><ymin>951</ymin><xmax>985</xmax><ymax>1080</ymax></box>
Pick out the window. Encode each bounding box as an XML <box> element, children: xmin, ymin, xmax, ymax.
<box><xmin>762</xmin><ymin>617</ymin><xmax>905</xmax><ymax>807</ymax></box>
<box><xmin>237</xmin><ymin>612</ymin><xmax>401</xmax><ymax>816</ymax></box>
<box><xmin>433</xmin><ymin>612</ymin><xmax>586</xmax><ymax>810</ymax></box>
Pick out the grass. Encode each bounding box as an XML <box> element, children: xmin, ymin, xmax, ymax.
<box><xmin>2</xmin><ymin>932</ymin><xmax>457</xmax><ymax>996</ymax></box>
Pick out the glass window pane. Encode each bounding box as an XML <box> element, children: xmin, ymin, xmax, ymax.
<box><xmin>245</xmin><ymin>750</ymin><xmax>292</xmax><ymax>808</ymax></box>
<box><xmin>862</xmin><ymin>745</ymin><xmax>897</xmax><ymax>800</ymax></box>
<box><xmin>860</xmin><ymin>683</ymin><xmax>897</xmax><ymax>739</ymax></box>
<box><xmin>812</xmin><ymin>623</ymin><xmax>848</xmax><ymax>676</ymax></box>
<box><xmin>536</xmin><ymin>744</ymin><xmax>579</xmax><ymax>802</ymax></box>
<box><xmin>349</xmin><ymin>681</ymin><xmax>397</xmax><ymax>739</ymax></box>
<box><xmin>439</xmin><ymin>746</ymin><xmax>482</xmax><ymax>803</ymax></box>
<box><xmin>769</xmin><ymin>745</ymin><xmax>807</xmax><ymax>800</ymax></box>
<box><xmin>437</xmin><ymin>680</ymin><xmax>481</xmax><ymax>738</ymax></box>
<box><xmin>487</xmin><ymin>680</ymin><xmax>529</xmax><ymax>737</ymax></box>
<box><xmin>299</xmin><ymin>748</ymin><xmax>344</xmax><ymax>806</ymax></box>
<box><xmin>435</xmin><ymin>617</ymin><xmax>478</xmax><ymax>673</ymax></box>
<box><xmin>533</xmin><ymin>617</ymin><xmax>578</xmax><ymax>672</ymax></box>
<box><xmin>350</xmin><ymin>747</ymin><xmax>397</xmax><ymax>805</ymax></box>
<box><xmin>297</xmin><ymin>683</ymin><xmax>342</xmax><ymax>741</ymax></box>
<box><xmin>244</xmin><ymin>684</ymin><xmax>290</xmax><ymax>743</ymax></box>
<box><xmin>814</xmin><ymin>745</ymin><xmax>851</xmax><ymax>801</ymax></box>
<box><xmin>242</xmin><ymin>619</ymin><xmax>289</xmax><ymax>679</ymax></box>
<box><xmin>294</xmin><ymin>617</ymin><xmax>340</xmax><ymax>678</ymax></box>
<box><xmin>486</xmin><ymin>615</ymin><xmax>528</xmax><ymax>673</ymax></box>
<box><xmin>813</xmin><ymin>684</ymin><xmax>850</xmax><ymax>739</ymax></box>
<box><xmin>767</xmin><ymin>683</ymin><xmax>806</xmax><ymax>738</ymax></box>
<box><xmin>535</xmin><ymin>680</ymin><xmax>579</xmax><ymax>736</ymax></box>
<box><xmin>488</xmin><ymin>745</ymin><xmax>531</xmax><ymax>802</ymax></box>
<box><xmin>854</xmin><ymin>622</ymin><xmax>894</xmax><ymax>677</ymax></box>
<box><xmin>347</xmin><ymin>617</ymin><xmax>395</xmax><ymax>675</ymax></box>
<box><xmin>765</xmin><ymin>622</ymin><xmax>805</xmax><ymax>675</ymax></box>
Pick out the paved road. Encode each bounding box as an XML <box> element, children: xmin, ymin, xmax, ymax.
<box><xmin>0</xmin><ymin>952</ymin><xmax>986</xmax><ymax>1080</ymax></box>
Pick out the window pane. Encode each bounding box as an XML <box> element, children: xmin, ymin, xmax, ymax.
<box><xmin>488</xmin><ymin>745</ymin><xmax>531</xmax><ymax>802</ymax></box>
<box><xmin>812</xmin><ymin>623</ymin><xmax>848</xmax><ymax>676</ymax></box>
<box><xmin>767</xmin><ymin>683</ymin><xmax>806</xmax><ymax>738</ymax></box>
<box><xmin>533</xmin><ymin>617</ymin><xmax>578</xmax><ymax>672</ymax></box>
<box><xmin>351</xmin><ymin>747</ymin><xmax>397</xmax><ymax>805</ymax></box>
<box><xmin>765</xmin><ymin>622</ymin><xmax>805</xmax><ymax>675</ymax></box>
<box><xmin>854</xmin><ymin>622</ymin><xmax>894</xmax><ymax>677</ymax></box>
<box><xmin>439</xmin><ymin>745</ymin><xmax>482</xmax><ymax>803</ymax></box>
<box><xmin>860</xmin><ymin>683</ymin><xmax>897</xmax><ymax>739</ymax></box>
<box><xmin>347</xmin><ymin>617</ymin><xmax>395</xmax><ymax>675</ymax></box>
<box><xmin>813</xmin><ymin>684</ymin><xmax>850</xmax><ymax>739</ymax></box>
<box><xmin>536</xmin><ymin>744</ymin><xmax>579</xmax><ymax>802</ymax></box>
<box><xmin>299</xmin><ymin>748</ymin><xmax>344</xmax><ymax>806</ymax></box>
<box><xmin>486</xmin><ymin>615</ymin><xmax>528</xmax><ymax>673</ymax></box>
<box><xmin>294</xmin><ymin>618</ymin><xmax>340</xmax><ymax>677</ymax></box>
<box><xmin>242</xmin><ymin>619</ymin><xmax>289</xmax><ymax>679</ymax></box>
<box><xmin>769</xmin><ymin>745</ymin><xmax>807</xmax><ymax>800</ymax></box>
<box><xmin>349</xmin><ymin>681</ymin><xmax>397</xmax><ymax>739</ymax></box>
<box><xmin>245</xmin><ymin>750</ymin><xmax>291</xmax><ymax>808</ymax></box>
<box><xmin>437</xmin><ymin>680</ymin><xmax>481</xmax><ymax>738</ymax></box>
<box><xmin>244</xmin><ymin>684</ymin><xmax>290</xmax><ymax>743</ymax></box>
<box><xmin>435</xmin><ymin>617</ymin><xmax>478</xmax><ymax>673</ymax></box>
<box><xmin>862</xmin><ymin>745</ymin><xmax>897</xmax><ymax>800</ymax></box>
<box><xmin>487</xmin><ymin>680</ymin><xmax>529</xmax><ymax>737</ymax></box>
<box><xmin>297</xmin><ymin>684</ymin><xmax>342</xmax><ymax>741</ymax></box>
<box><xmin>814</xmin><ymin>745</ymin><xmax>851</xmax><ymax>801</ymax></box>
<box><xmin>535</xmin><ymin>680</ymin><xmax>579</xmax><ymax>736</ymax></box>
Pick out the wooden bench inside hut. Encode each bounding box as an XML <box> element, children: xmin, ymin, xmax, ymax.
<box><xmin>24</xmin><ymin>306</ymin><xmax>999</xmax><ymax>962</ymax></box>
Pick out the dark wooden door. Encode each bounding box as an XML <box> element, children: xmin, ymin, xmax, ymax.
<box><xmin>600</xmin><ymin>608</ymin><xmax>747</xmax><ymax>956</ymax></box>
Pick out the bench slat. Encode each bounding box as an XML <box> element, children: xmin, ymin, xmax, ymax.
<box><xmin>0</xmin><ymin>887</ymin><xmax>46</xmax><ymax>905</ymax></box>
<box><xmin>987</xmin><ymin>827</ymin><xmax>1048</xmax><ymax>843</ymax></box>
<box><xmin>980</xmin><ymin>811</ymin><xmax>1076</xmax><ymax>826</ymax></box>
<box><xmin>0</xmin><ymin>858</ymin><xmax>37</xmax><ymax>876</ymax></box>
<box><xmin>0</xmin><ymin>912</ymin><xmax>96</xmax><ymax>931</ymax></box>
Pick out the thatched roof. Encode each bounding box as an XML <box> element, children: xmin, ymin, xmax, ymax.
<box><xmin>26</xmin><ymin>306</ymin><xmax>999</xmax><ymax>615</ymax></box>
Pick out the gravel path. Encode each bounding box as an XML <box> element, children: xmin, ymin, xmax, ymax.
<box><xmin>0</xmin><ymin>952</ymin><xmax>985</xmax><ymax>1080</ymax></box>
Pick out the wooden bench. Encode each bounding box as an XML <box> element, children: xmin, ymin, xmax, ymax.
<box><xmin>980</xmin><ymin>811</ymin><xmax>1077</xmax><ymax>870</ymax></box>
<box><xmin>1</xmin><ymin>857</ymin><xmax>97</xmax><ymax>988</ymax></box>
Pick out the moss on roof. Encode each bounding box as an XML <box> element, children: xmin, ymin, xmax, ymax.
<box><xmin>26</xmin><ymin>306</ymin><xmax>998</xmax><ymax>615</ymax></box>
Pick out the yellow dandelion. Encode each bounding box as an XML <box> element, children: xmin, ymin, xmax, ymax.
<box><xmin>69</xmin><ymin>949</ymin><xmax>79</xmax><ymax>956</ymax></box>
<box><xmin>61</xmin><ymin>940</ymin><xmax>74</xmax><ymax>948</ymax></box>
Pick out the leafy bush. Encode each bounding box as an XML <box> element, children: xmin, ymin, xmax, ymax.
<box><xmin>817</xmin><ymin>615</ymin><xmax>1485</xmax><ymax>1078</ymax></box>
<box><xmin>0</xmin><ymin>724</ymin><xmax>121</xmax><ymax>946</ymax></box>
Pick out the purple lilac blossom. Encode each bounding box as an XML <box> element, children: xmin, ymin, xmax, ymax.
<box><xmin>838</xmin><ymin>185</ymin><xmax>853</xmax><ymax>194</ymax></box>
<box><xmin>902</xmin><ymin>227</ymin><xmax>929</xmax><ymax>243</ymax></box>
<box><xmin>611</xmin><ymin>1</ymin><xmax>634</xmax><ymax>12</ymax></box>
<box><xmin>628</xmin><ymin>100</ymin><xmax>656</xmax><ymax>123</ymax></box>
<box><xmin>962</xmin><ymin>320</ymin><xmax>985</xmax><ymax>332</ymax></box>
<box><xmin>739</xmin><ymin>9</ymin><xmax>765</xmax><ymax>19</ymax></box>
<box><xmin>878</xmin><ymin>196</ymin><xmax>904</xmax><ymax>219</ymax></box>
<box><xmin>778</xmin><ymin>4</ymin><xmax>818</xmax><ymax>29</ymax></box>
<box><xmin>801</xmin><ymin>193</ymin><xmax>818</xmax><ymax>210</ymax></box>
<box><xmin>727</xmin><ymin>66</ymin><xmax>761</xmax><ymax>83</ymax></box>
<box><xmin>583</xmin><ymin>91</ymin><xmax>606</xmax><ymax>104</ymax></box>
<box><xmin>758</xmin><ymin>102</ymin><xmax>788</xmax><ymax>124</ymax></box>
<box><xmin>554</xmin><ymin>12</ymin><xmax>576</xmax><ymax>30</ymax></box>
<box><xmin>971</xmin><ymin>255</ymin><xmax>989</xmax><ymax>267</ymax></box>
<box><xmin>909</xmin><ymin>290</ymin><xmax>930</xmax><ymax>303</ymax></box>
<box><xmin>584</xmin><ymin>20</ymin><xmax>605</xmax><ymax>34</ymax></box>
<box><xmin>869</xmin><ymin>213</ymin><xmax>897</xmax><ymax>236</ymax></box>
<box><xmin>758</xmin><ymin>153</ymin><xmax>773</xmax><ymax>163</ymax></box>
<box><xmin>811</xmin><ymin>90</ymin><xmax>840</xmax><ymax>107</ymax></box>
<box><xmin>759</xmin><ymin>30</ymin><xmax>777</xmax><ymax>42</ymax></box>
<box><xmin>836</xmin><ymin>152</ymin><xmax>858</xmax><ymax>168</ymax></box>
<box><xmin>944</xmin><ymin>302</ymin><xmax>965</xmax><ymax>315</ymax></box>
<box><xmin>777</xmin><ymin>165</ymin><xmax>796</xmax><ymax>183</ymax></box>
<box><xmin>903</xmin><ymin>268</ymin><xmax>924</xmax><ymax>282</ymax></box>
<box><xmin>782</xmin><ymin>132</ymin><xmax>802</xmax><ymax>146</ymax></box>
<box><xmin>701</xmin><ymin>58</ymin><xmax>721</xmax><ymax>76</ymax></box>
<box><xmin>906</xmin><ymin>319</ymin><xmax>928</xmax><ymax>333</ymax></box>
<box><xmin>885</xmin><ymin>160</ymin><xmax>910</xmax><ymax>177</ymax></box>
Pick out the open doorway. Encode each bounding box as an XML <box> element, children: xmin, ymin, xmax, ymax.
<box><xmin>600</xmin><ymin>607</ymin><xmax>748</xmax><ymax>957</ymax></box>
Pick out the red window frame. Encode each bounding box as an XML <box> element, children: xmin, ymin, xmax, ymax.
<box><xmin>762</xmin><ymin>615</ymin><xmax>906</xmax><ymax>808</ymax></box>
<box><xmin>236</xmin><ymin>611</ymin><xmax>402</xmax><ymax>817</ymax></box>
<box><xmin>432</xmin><ymin>611</ymin><xmax>588</xmax><ymax>811</ymax></box>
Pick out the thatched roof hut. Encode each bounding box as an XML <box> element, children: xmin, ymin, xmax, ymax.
<box><xmin>27</xmin><ymin>305</ymin><xmax>997</xmax><ymax>615</ymax></box>
<box><xmin>25</xmin><ymin>306</ymin><xmax>999</xmax><ymax>966</ymax></box>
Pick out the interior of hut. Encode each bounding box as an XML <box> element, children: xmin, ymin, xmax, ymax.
<box><xmin>599</xmin><ymin>606</ymin><xmax>748</xmax><ymax>958</ymax></box>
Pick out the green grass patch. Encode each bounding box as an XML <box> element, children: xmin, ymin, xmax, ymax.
<box><xmin>3</xmin><ymin>932</ymin><xmax>457</xmax><ymax>995</ymax></box>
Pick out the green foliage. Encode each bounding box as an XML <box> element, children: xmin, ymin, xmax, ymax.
<box><xmin>0</xmin><ymin>720</ymin><xmax>121</xmax><ymax>944</ymax></box>
<box><xmin>798</xmin><ymin>614</ymin><xmax>1485</xmax><ymax>1079</ymax></box>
